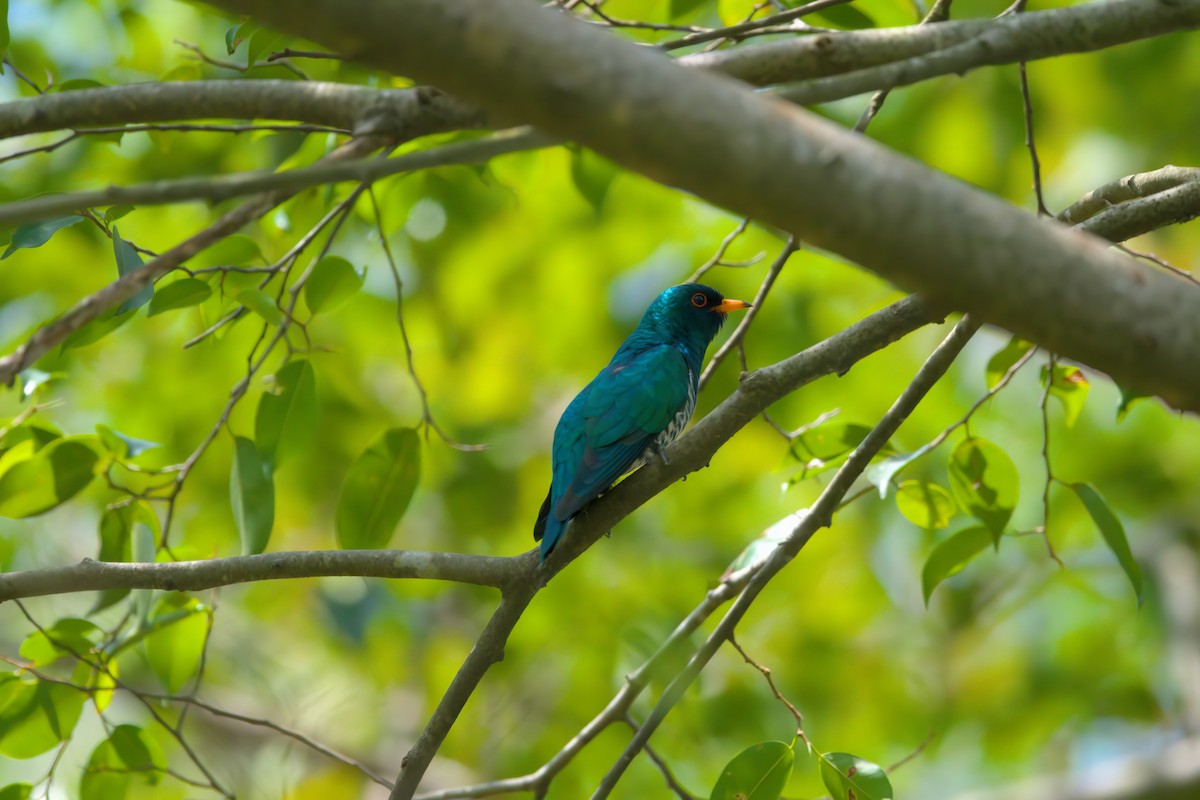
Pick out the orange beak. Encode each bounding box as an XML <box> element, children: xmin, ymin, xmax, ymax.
<box><xmin>712</xmin><ymin>298</ymin><xmax>752</xmax><ymax>313</ymax></box>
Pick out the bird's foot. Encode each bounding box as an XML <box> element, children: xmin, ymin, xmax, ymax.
<box><xmin>603</xmin><ymin>529</ymin><xmax>612</xmax><ymax>539</ymax></box>
<box><xmin>651</xmin><ymin>441</ymin><xmax>671</xmax><ymax>466</ymax></box>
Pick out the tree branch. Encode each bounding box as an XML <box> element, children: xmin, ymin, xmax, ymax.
<box><xmin>0</xmin><ymin>549</ymin><xmax>514</xmax><ymax>601</ymax></box>
<box><xmin>677</xmin><ymin>0</ymin><xmax>1200</xmax><ymax>90</ymax></box>
<box><xmin>0</xmin><ymin>80</ymin><xmax>484</xmax><ymax>142</ymax></box>
<box><xmin>0</xmin><ymin>127</ymin><xmax>551</xmax><ymax>227</ymax></box>
<box><xmin>772</xmin><ymin>0</ymin><xmax>1200</xmax><ymax>105</ymax></box>
<box><xmin>200</xmin><ymin>0</ymin><xmax>1200</xmax><ymax>411</ymax></box>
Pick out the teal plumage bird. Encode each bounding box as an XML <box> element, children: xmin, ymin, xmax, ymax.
<box><xmin>534</xmin><ymin>284</ymin><xmax>751</xmax><ymax>561</ymax></box>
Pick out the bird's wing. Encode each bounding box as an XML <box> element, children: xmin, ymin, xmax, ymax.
<box><xmin>552</xmin><ymin>345</ymin><xmax>691</xmax><ymax>522</ymax></box>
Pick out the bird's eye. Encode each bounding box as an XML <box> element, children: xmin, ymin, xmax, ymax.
<box><xmin>690</xmin><ymin>293</ymin><xmax>708</xmax><ymax>308</ymax></box>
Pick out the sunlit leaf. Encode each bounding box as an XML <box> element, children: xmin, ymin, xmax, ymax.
<box><xmin>710</xmin><ymin>740</ymin><xmax>793</xmax><ymax>800</ymax></box>
<box><xmin>1042</xmin><ymin>364</ymin><xmax>1089</xmax><ymax>427</ymax></box>
<box><xmin>0</xmin><ymin>436</ymin><xmax>100</xmax><ymax>518</ymax></box>
<box><xmin>947</xmin><ymin>438</ymin><xmax>1019</xmax><ymax>544</ymax></box>
<box><xmin>19</xmin><ymin>618</ymin><xmax>102</xmax><ymax>666</ymax></box>
<box><xmin>95</xmin><ymin>423</ymin><xmax>159</xmax><ymax>458</ymax></box>
<box><xmin>236</xmin><ymin>288</ymin><xmax>284</xmax><ymax>326</ymax></box>
<box><xmin>0</xmin><ymin>419</ymin><xmax>60</xmax><ymax>455</ymax></box>
<box><xmin>112</xmin><ymin>227</ymin><xmax>152</xmax><ymax>313</ymax></box>
<box><xmin>867</xmin><ymin>443</ymin><xmax>934</xmax><ymax>497</ymax></box>
<box><xmin>896</xmin><ymin>480</ymin><xmax>956</xmax><ymax>529</ymax></box>
<box><xmin>80</xmin><ymin>724</ymin><xmax>166</xmax><ymax>800</ymax></box>
<box><xmin>147</xmin><ymin>277</ymin><xmax>212</xmax><ymax>317</ymax></box>
<box><xmin>921</xmin><ymin>525</ymin><xmax>992</xmax><ymax>605</ymax></box>
<box><xmin>1</xmin><ymin>215</ymin><xmax>84</xmax><ymax>259</ymax></box>
<box><xmin>304</xmin><ymin>255</ymin><xmax>364</xmax><ymax>314</ymax></box>
<box><xmin>0</xmin><ymin>673</ymin><xmax>86</xmax><ymax>759</ymax></box>
<box><xmin>144</xmin><ymin>593</ymin><xmax>208</xmax><ymax>693</ymax></box>
<box><xmin>792</xmin><ymin>422</ymin><xmax>873</xmax><ymax>463</ymax></box>
<box><xmin>336</xmin><ymin>428</ymin><xmax>421</xmax><ymax>549</ymax></box>
<box><xmin>1071</xmin><ymin>482</ymin><xmax>1142</xmax><ymax>605</ymax></box>
<box><xmin>820</xmin><ymin>752</ymin><xmax>893</xmax><ymax>800</ymax></box>
<box><xmin>230</xmin><ymin>435</ymin><xmax>274</xmax><ymax>555</ymax></box>
<box><xmin>985</xmin><ymin>336</ymin><xmax>1033</xmax><ymax>389</ymax></box>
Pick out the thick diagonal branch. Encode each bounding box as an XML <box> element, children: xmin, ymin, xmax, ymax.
<box><xmin>201</xmin><ymin>0</ymin><xmax>1200</xmax><ymax>412</ymax></box>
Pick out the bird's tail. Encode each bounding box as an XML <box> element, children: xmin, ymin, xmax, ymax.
<box><xmin>533</xmin><ymin>489</ymin><xmax>566</xmax><ymax>562</ymax></box>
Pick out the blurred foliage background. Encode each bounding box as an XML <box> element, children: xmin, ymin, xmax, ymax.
<box><xmin>1</xmin><ymin>0</ymin><xmax>1199</xmax><ymax>798</ymax></box>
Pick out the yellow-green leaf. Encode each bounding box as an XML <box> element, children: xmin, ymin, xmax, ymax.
<box><xmin>896</xmin><ymin>479</ymin><xmax>956</xmax><ymax>529</ymax></box>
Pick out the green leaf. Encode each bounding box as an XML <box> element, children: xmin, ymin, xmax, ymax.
<box><xmin>102</xmin><ymin>204</ymin><xmax>134</xmax><ymax>224</ymax></box>
<box><xmin>304</xmin><ymin>255</ymin><xmax>364</xmax><ymax>314</ymax></box>
<box><xmin>52</xmin><ymin>78</ymin><xmax>104</xmax><ymax>92</ymax></box>
<box><xmin>710</xmin><ymin>740</ymin><xmax>793</xmax><ymax>800</ymax></box>
<box><xmin>1071</xmin><ymin>482</ymin><xmax>1142</xmax><ymax>605</ymax></box>
<box><xmin>947</xmin><ymin>438</ymin><xmax>1019</xmax><ymax>544</ymax></box>
<box><xmin>820</xmin><ymin>752</ymin><xmax>893</xmax><ymax>800</ymax></box>
<box><xmin>0</xmin><ymin>784</ymin><xmax>33</xmax><ymax>800</ymax></box>
<box><xmin>246</xmin><ymin>26</ymin><xmax>285</xmax><ymax>64</ymax></box>
<box><xmin>144</xmin><ymin>594</ymin><xmax>208</xmax><ymax>693</ymax></box>
<box><xmin>1</xmin><ymin>215</ymin><xmax>84</xmax><ymax>259</ymax></box>
<box><xmin>336</xmin><ymin>428</ymin><xmax>421</xmax><ymax>549</ymax></box>
<box><xmin>793</xmin><ymin>422</ymin><xmax>873</xmax><ymax>463</ymax></box>
<box><xmin>985</xmin><ymin>336</ymin><xmax>1033</xmax><ymax>389</ymax></box>
<box><xmin>813</xmin><ymin>6</ymin><xmax>876</xmax><ymax>30</ymax></box>
<box><xmin>570</xmin><ymin>147</ymin><xmax>619</xmax><ymax>213</ymax></box>
<box><xmin>147</xmin><ymin>277</ymin><xmax>212</xmax><ymax>317</ymax></box>
<box><xmin>80</xmin><ymin>724</ymin><xmax>166</xmax><ymax>800</ymax></box>
<box><xmin>96</xmin><ymin>424</ymin><xmax>159</xmax><ymax>458</ymax></box>
<box><xmin>921</xmin><ymin>525</ymin><xmax>993</xmax><ymax>605</ymax></box>
<box><xmin>92</xmin><ymin>504</ymin><xmax>137</xmax><ymax>613</ymax></box>
<box><xmin>236</xmin><ymin>288</ymin><xmax>284</xmax><ymax>326</ymax></box>
<box><xmin>0</xmin><ymin>437</ymin><xmax>100</xmax><ymax>518</ymax></box>
<box><xmin>669</xmin><ymin>0</ymin><xmax>708</xmax><ymax>19</ymax></box>
<box><xmin>225</xmin><ymin>20</ymin><xmax>258</xmax><ymax>54</ymax></box>
<box><xmin>112</xmin><ymin>227</ymin><xmax>153</xmax><ymax>313</ymax></box>
<box><xmin>254</xmin><ymin>360</ymin><xmax>317</xmax><ymax>467</ymax></box>
<box><xmin>866</xmin><ymin>443</ymin><xmax>935</xmax><ymax>498</ymax></box>
<box><xmin>230</xmin><ymin>435</ymin><xmax>274</xmax><ymax>555</ymax></box>
<box><xmin>1116</xmin><ymin>384</ymin><xmax>1149</xmax><ymax>421</ymax></box>
<box><xmin>0</xmin><ymin>1</ymin><xmax>9</xmax><ymax>63</ymax></box>
<box><xmin>0</xmin><ymin>673</ymin><xmax>85</xmax><ymax>759</ymax></box>
<box><xmin>61</xmin><ymin>308</ymin><xmax>135</xmax><ymax>351</ymax></box>
<box><xmin>1042</xmin><ymin>364</ymin><xmax>1090</xmax><ymax>427</ymax></box>
<box><xmin>896</xmin><ymin>480</ymin><xmax>956</xmax><ymax>529</ymax></box>
<box><xmin>19</xmin><ymin>618</ymin><xmax>103</xmax><ymax>666</ymax></box>
<box><xmin>195</xmin><ymin>232</ymin><xmax>263</xmax><ymax>270</ymax></box>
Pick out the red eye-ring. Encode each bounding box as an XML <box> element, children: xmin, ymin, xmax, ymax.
<box><xmin>690</xmin><ymin>292</ymin><xmax>708</xmax><ymax>308</ymax></box>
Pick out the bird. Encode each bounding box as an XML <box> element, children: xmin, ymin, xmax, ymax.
<box><xmin>533</xmin><ymin>283</ymin><xmax>751</xmax><ymax>561</ymax></box>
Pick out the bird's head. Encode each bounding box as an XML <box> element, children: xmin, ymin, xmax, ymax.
<box><xmin>640</xmin><ymin>283</ymin><xmax>752</xmax><ymax>346</ymax></box>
